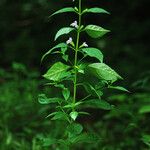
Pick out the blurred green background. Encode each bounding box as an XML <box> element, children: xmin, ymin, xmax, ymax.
<box><xmin>0</xmin><ymin>0</ymin><xmax>150</xmax><ymax>149</ymax></box>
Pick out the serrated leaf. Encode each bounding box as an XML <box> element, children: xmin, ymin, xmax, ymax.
<box><xmin>38</xmin><ymin>94</ymin><xmax>62</xmax><ymax>104</ymax></box>
<box><xmin>50</xmin><ymin>7</ymin><xmax>76</xmax><ymax>17</ymax></box>
<box><xmin>84</xmin><ymin>7</ymin><xmax>110</xmax><ymax>15</ymax></box>
<box><xmin>139</xmin><ymin>105</ymin><xmax>150</xmax><ymax>114</ymax></box>
<box><xmin>43</xmin><ymin>62</ymin><xmax>70</xmax><ymax>82</ymax></box>
<box><xmin>41</xmin><ymin>43</ymin><xmax>67</xmax><ymax>62</ymax></box>
<box><xmin>70</xmin><ymin>111</ymin><xmax>78</xmax><ymax>121</ymax></box>
<box><xmin>81</xmin><ymin>47</ymin><xmax>103</xmax><ymax>62</ymax></box>
<box><xmin>88</xmin><ymin>63</ymin><xmax>123</xmax><ymax>83</ymax></box>
<box><xmin>67</xmin><ymin>123</ymin><xmax>83</xmax><ymax>136</ymax></box>
<box><xmin>108</xmin><ymin>86</ymin><xmax>129</xmax><ymax>92</ymax></box>
<box><xmin>85</xmin><ymin>25</ymin><xmax>110</xmax><ymax>38</ymax></box>
<box><xmin>62</xmin><ymin>88</ymin><xmax>70</xmax><ymax>100</ymax></box>
<box><xmin>55</xmin><ymin>27</ymin><xmax>74</xmax><ymax>41</ymax></box>
<box><xmin>84</xmin><ymin>99</ymin><xmax>113</xmax><ymax>110</ymax></box>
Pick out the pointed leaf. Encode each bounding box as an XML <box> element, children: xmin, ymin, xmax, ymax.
<box><xmin>50</xmin><ymin>7</ymin><xmax>76</xmax><ymax>17</ymax></box>
<box><xmin>41</xmin><ymin>43</ymin><xmax>67</xmax><ymax>62</ymax></box>
<box><xmin>38</xmin><ymin>94</ymin><xmax>62</xmax><ymax>104</ymax></box>
<box><xmin>85</xmin><ymin>25</ymin><xmax>110</xmax><ymax>38</ymax></box>
<box><xmin>88</xmin><ymin>63</ymin><xmax>123</xmax><ymax>83</ymax></box>
<box><xmin>62</xmin><ymin>88</ymin><xmax>70</xmax><ymax>100</ymax></box>
<box><xmin>108</xmin><ymin>86</ymin><xmax>129</xmax><ymax>92</ymax></box>
<box><xmin>55</xmin><ymin>27</ymin><xmax>74</xmax><ymax>41</ymax></box>
<box><xmin>84</xmin><ymin>7</ymin><xmax>110</xmax><ymax>15</ymax></box>
<box><xmin>51</xmin><ymin>111</ymin><xmax>69</xmax><ymax>121</ymax></box>
<box><xmin>81</xmin><ymin>47</ymin><xmax>103</xmax><ymax>62</ymax></box>
<box><xmin>84</xmin><ymin>99</ymin><xmax>113</xmax><ymax>110</ymax></box>
<box><xmin>70</xmin><ymin>111</ymin><xmax>78</xmax><ymax>121</ymax></box>
<box><xmin>43</xmin><ymin>62</ymin><xmax>70</xmax><ymax>81</ymax></box>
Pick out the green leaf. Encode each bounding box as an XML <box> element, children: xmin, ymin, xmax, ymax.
<box><xmin>42</xmin><ymin>137</ymin><xmax>57</xmax><ymax>147</ymax></box>
<box><xmin>41</xmin><ymin>43</ymin><xmax>67</xmax><ymax>62</ymax></box>
<box><xmin>50</xmin><ymin>7</ymin><xmax>76</xmax><ymax>17</ymax></box>
<box><xmin>51</xmin><ymin>111</ymin><xmax>69</xmax><ymax>121</ymax></box>
<box><xmin>38</xmin><ymin>94</ymin><xmax>62</xmax><ymax>104</ymax></box>
<box><xmin>83</xmin><ymin>7</ymin><xmax>110</xmax><ymax>15</ymax></box>
<box><xmin>70</xmin><ymin>133</ymin><xmax>100</xmax><ymax>144</ymax></box>
<box><xmin>88</xmin><ymin>63</ymin><xmax>123</xmax><ymax>83</ymax></box>
<box><xmin>142</xmin><ymin>134</ymin><xmax>150</xmax><ymax>147</ymax></box>
<box><xmin>84</xmin><ymin>99</ymin><xmax>113</xmax><ymax>110</ymax></box>
<box><xmin>139</xmin><ymin>105</ymin><xmax>150</xmax><ymax>114</ymax></box>
<box><xmin>108</xmin><ymin>86</ymin><xmax>129</xmax><ymax>92</ymax></box>
<box><xmin>67</xmin><ymin>123</ymin><xmax>83</xmax><ymax>136</ymax></box>
<box><xmin>70</xmin><ymin>111</ymin><xmax>78</xmax><ymax>121</ymax></box>
<box><xmin>43</xmin><ymin>62</ymin><xmax>70</xmax><ymax>82</ymax></box>
<box><xmin>55</xmin><ymin>27</ymin><xmax>74</xmax><ymax>41</ymax></box>
<box><xmin>62</xmin><ymin>88</ymin><xmax>70</xmax><ymax>100</ymax></box>
<box><xmin>81</xmin><ymin>47</ymin><xmax>103</xmax><ymax>62</ymax></box>
<box><xmin>85</xmin><ymin>25</ymin><xmax>110</xmax><ymax>38</ymax></box>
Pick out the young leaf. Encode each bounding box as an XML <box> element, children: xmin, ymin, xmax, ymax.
<box><xmin>62</xmin><ymin>88</ymin><xmax>70</xmax><ymax>100</ymax></box>
<box><xmin>108</xmin><ymin>86</ymin><xmax>129</xmax><ymax>92</ymax></box>
<box><xmin>84</xmin><ymin>99</ymin><xmax>113</xmax><ymax>110</ymax></box>
<box><xmin>81</xmin><ymin>47</ymin><xmax>103</xmax><ymax>62</ymax></box>
<box><xmin>38</xmin><ymin>94</ymin><xmax>62</xmax><ymax>104</ymax></box>
<box><xmin>85</xmin><ymin>25</ymin><xmax>110</xmax><ymax>38</ymax></box>
<box><xmin>43</xmin><ymin>62</ymin><xmax>70</xmax><ymax>81</ymax></box>
<box><xmin>88</xmin><ymin>63</ymin><xmax>123</xmax><ymax>83</ymax></box>
<box><xmin>83</xmin><ymin>7</ymin><xmax>110</xmax><ymax>15</ymax></box>
<box><xmin>55</xmin><ymin>27</ymin><xmax>74</xmax><ymax>41</ymax></box>
<box><xmin>70</xmin><ymin>111</ymin><xmax>78</xmax><ymax>121</ymax></box>
<box><xmin>50</xmin><ymin>7</ymin><xmax>76</xmax><ymax>17</ymax></box>
<box><xmin>41</xmin><ymin>43</ymin><xmax>67</xmax><ymax>62</ymax></box>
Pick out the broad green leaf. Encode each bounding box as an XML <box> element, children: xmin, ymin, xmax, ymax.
<box><xmin>38</xmin><ymin>94</ymin><xmax>62</xmax><ymax>104</ymax></box>
<box><xmin>83</xmin><ymin>7</ymin><xmax>110</xmax><ymax>15</ymax></box>
<box><xmin>84</xmin><ymin>99</ymin><xmax>113</xmax><ymax>110</ymax></box>
<box><xmin>108</xmin><ymin>86</ymin><xmax>129</xmax><ymax>92</ymax></box>
<box><xmin>88</xmin><ymin>63</ymin><xmax>123</xmax><ymax>83</ymax></box>
<box><xmin>62</xmin><ymin>88</ymin><xmax>70</xmax><ymax>100</ymax></box>
<box><xmin>63</xmin><ymin>101</ymin><xmax>83</xmax><ymax>109</ymax></box>
<box><xmin>85</xmin><ymin>25</ymin><xmax>110</xmax><ymax>38</ymax></box>
<box><xmin>50</xmin><ymin>7</ymin><xmax>76</xmax><ymax>17</ymax></box>
<box><xmin>81</xmin><ymin>47</ymin><xmax>103</xmax><ymax>62</ymax></box>
<box><xmin>55</xmin><ymin>27</ymin><xmax>74</xmax><ymax>41</ymax></box>
<box><xmin>139</xmin><ymin>105</ymin><xmax>150</xmax><ymax>114</ymax></box>
<box><xmin>67</xmin><ymin>123</ymin><xmax>83</xmax><ymax>136</ymax></box>
<box><xmin>41</xmin><ymin>43</ymin><xmax>67</xmax><ymax>62</ymax></box>
<box><xmin>43</xmin><ymin>62</ymin><xmax>70</xmax><ymax>82</ymax></box>
<box><xmin>70</xmin><ymin>111</ymin><xmax>78</xmax><ymax>121</ymax></box>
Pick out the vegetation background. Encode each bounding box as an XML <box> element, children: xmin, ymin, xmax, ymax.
<box><xmin>0</xmin><ymin>0</ymin><xmax>150</xmax><ymax>149</ymax></box>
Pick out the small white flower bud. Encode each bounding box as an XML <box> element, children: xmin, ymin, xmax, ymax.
<box><xmin>82</xmin><ymin>42</ymin><xmax>88</xmax><ymax>47</ymax></box>
<box><xmin>66</xmin><ymin>37</ymin><xmax>73</xmax><ymax>44</ymax></box>
<box><xmin>70</xmin><ymin>21</ymin><xmax>78</xmax><ymax>29</ymax></box>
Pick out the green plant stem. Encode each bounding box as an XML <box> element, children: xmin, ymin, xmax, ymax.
<box><xmin>73</xmin><ymin>0</ymin><xmax>82</xmax><ymax>111</ymax></box>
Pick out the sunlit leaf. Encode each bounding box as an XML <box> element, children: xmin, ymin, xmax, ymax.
<box><xmin>70</xmin><ymin>111</ymin><xmax>78</xmax><ymax>121</ymax></box>
<box><xmin>88</xmin><ymin>63</ymin><xmax>123</xmax><ymax>83</ymax></box>
<box><xmin>43</xmin><ymin>62</ymin><xmax>70</xmax><ymax>81</ymax></box>
<box><xmin>55</xmin><ymin>27</ymin><xmax>74</xmax><ymax>41</ymax></box>
<box><xmin>81</xmin><ymin>47</ymin><xmax>103</xmax><ymax>62</ymax></box>
<box><xmin>50</xmin><ymin>7</ymin><xmax>76</xmax><ymax>17</ymax></box>
<box><xmin>85</xmin><ymin>25</ymin><xmax>110</xmax><ymax>38</ymax></box>
<box><xmin>62</xmin><ymin>88</ymin><xmax>70</xmax><ymax>100</ymax></box>
<box><xmin>139</xmin><ymin>105</ymin><xmax>150</xmax><ymax>114</ymax></box>
<box><xmin>108</xmin><ymin>86</ymin><xmax>129</xmax><ymax>92</ymax></box>
<box><xmin>83</xmin><ymin>7</ymin><xmax>110</xmax><ymax>15</ymax></box>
